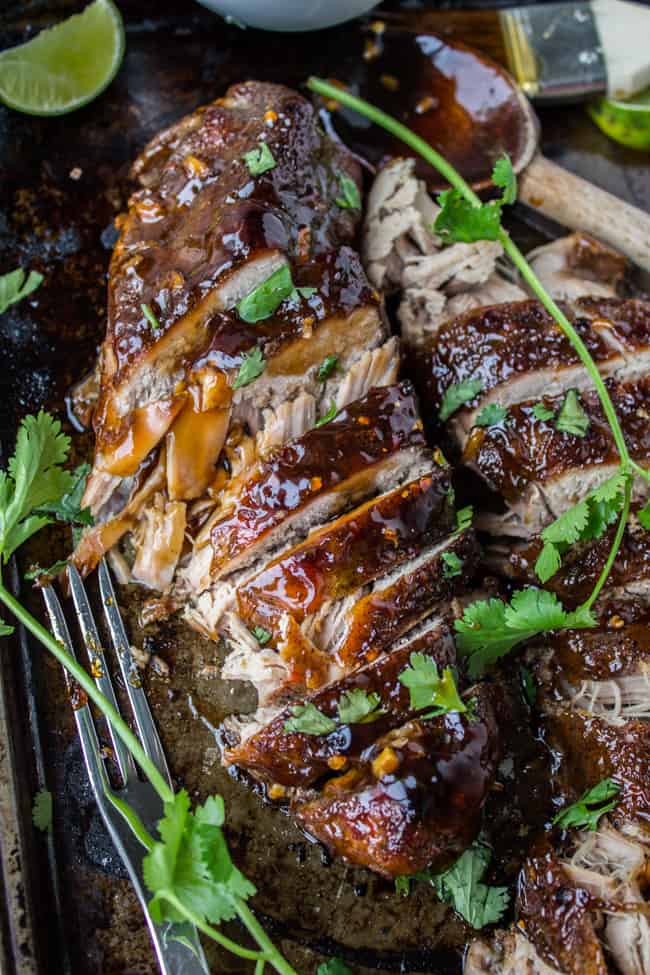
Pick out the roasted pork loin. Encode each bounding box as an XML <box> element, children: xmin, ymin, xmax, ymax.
<box><xmin>76</xmin><ymin>82</ymin><xmax>500</xmax><ymax>881</ymax></box>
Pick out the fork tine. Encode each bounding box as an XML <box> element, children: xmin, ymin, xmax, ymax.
<box><xmin>41</xmin><ymin>585</ymin><xmax>115</xmax><ymax>801</ymax></box>
<box><xmin>98</xmin><ymin>560</ymin><xmax>172</xmax><ymax>790</ymax></box>
<box><xmin>67</xmin><ymin>564</ymin><xmax>137</xmax><ymax>785</ymax></box>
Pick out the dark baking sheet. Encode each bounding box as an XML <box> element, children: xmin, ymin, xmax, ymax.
<box><xmin>1</xmin><ymin>2</ymin><xmax>650</xmax><ymax>974</ymax></box>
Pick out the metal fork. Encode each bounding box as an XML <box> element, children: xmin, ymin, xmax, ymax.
<box><xmin>42</xmin><ymin>560</ymin><xmax>210</xmax><ymax>975</ymax></box>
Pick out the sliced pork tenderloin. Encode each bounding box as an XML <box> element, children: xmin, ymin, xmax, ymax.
<box><xmin>293</xmin><ymin>683</ymin><xmax>499</xmax><ymax>878</ymax></box>
<box><xmin>527</xmin><ymin>231</ymin><xmax>629</xmax><ymax>303</ymax></box>
<box><xmin>465</xmin><ymin>377</ymin><xmax>650</xmax><ymax>538</ymax></box>
<box><xmin>222</xmin><ymin>616</ymin><xmax>456</xmax><ymax>788</ymax></box>
<box><xmin>465</xmin><ymin>929</ymin><xmax>566</xmax><ymax>975</ymax></box>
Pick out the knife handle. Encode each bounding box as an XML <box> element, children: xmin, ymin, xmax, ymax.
<box><xmin>519</xmin><ymin>153</ymin><xmax>650</xmax><ymax>274</ymax></box>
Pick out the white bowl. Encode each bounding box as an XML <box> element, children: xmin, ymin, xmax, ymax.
<box><xmin>194</xmin><ymin>0</ymin><xmax>378</xmax><ymax>32</ymax></box>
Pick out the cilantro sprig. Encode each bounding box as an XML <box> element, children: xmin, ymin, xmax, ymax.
<box><xmin>552</xmin><ymin>778</ymin><xmax>621</xmax><ymax>832</ymax></box>
<box><xmin>283</xmin><ymin>688</ymin><xmax>386</xmax><ymax>735</ymax></box>
<box><xmin>32</xmin><ymin>788</ymin><xmax>53</xmax><ymax>833</ymax></box>
<box><xmin>0</xmin><ymin>267</ymin><xmax>43</xmax><ymax>314</ymax></box>
<box><xmin>398</xmin><ymin>653</ymin><xmax>466</xmax><ymax>717</ymax></box>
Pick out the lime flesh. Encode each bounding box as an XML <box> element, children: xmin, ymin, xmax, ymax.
<box><xmin>589</xmin><ymin>87</ymin><xmax>650</xmax><ymax>151</ymax></box>
<box><xmin>0</xmin><ymin>0</ymin><xmax>125</xmax><ymax>116</ymax></box>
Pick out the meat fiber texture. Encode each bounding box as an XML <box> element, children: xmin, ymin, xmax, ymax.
<box><xmin>72</xmin><ymin>82</ymin><xmax>501</xmax><ymax>880</ymax></box>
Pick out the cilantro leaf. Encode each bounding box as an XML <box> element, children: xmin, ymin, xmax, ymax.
<box><xmin>237</xmin><ymin>265</ymin><xmax>294</xmax><ymax>323</ymax></box>
<box><xmin>532</xmin><ymin>402</ymin><xmax>555</xmax><ymax>422</ymax></box>
<box><xmin>475</xmin><ymin>403</ymin><xmax>508</xmax><ymax>428</ymax></box>
<box><xmin>32</xmin><ymin>788</ymin><xmax>52</xmax><ymax>833</ymax></box>
<box><xmin>553</xmin><ymin>778</ymin><xmax>621</xmax><ymax>832</ymax></box>
<box><xmin>398</xmin><ymin>653</ymin><xmax>466</xmax><ymax>716</ymax></box>
<box><xmin>317</xmin><ymin>354</ymin><xmax>338</xmax><ymax>382</ymax></box>
<box><xmin>251</xmin><ymin>625</ymin><xmax>271</xmax><ymax>646</ymax></box>
<box><xmin>442</xmin><ymin>551</ymin><xmax>463</xmax><ymax>578</ymax></box>
<box><xmin>455</xmin><ymin>589</ymin><xmax>596</xmax><ymax>678</ymax></box>
<box><xmin>337</xmin><ymin>688</ymin><xmax>385</xmax><ymax>725</ymax></box>
<box><xmin>0</xmin><ymin>411</ymin><xmax>75</xmax><ymax>562</ymax></box>
<box><xmin>144</xmin><ymin>790</ymin><xmax>255</xmax><ymax>927</ymax></box>
<box><xmin>638</xmin><ymin>500</ymin><xmax>650</xmax><ymax>530</ymax></box>
<box><xmin>520</xmin><ymin>666</ymin><xmax>537</xmax><ymax>707</ymax></box>
<box><xmin>283</xmin><ymin>703</ymin><xmax>337</xmax><ymax>736</ymax></box>
<box><xmin>535</xmin><ymin>472</ymin><xmax>629</xmax><ymax>583</ymax></box>
<box><xmin>315</xmin><ymin>400</ymin><xmax>337</xmax><ymax>427</ymax></box>
<box><xmin>394</xmin><ymin>876</ymin><xmax>411</xmax><ymax>897</ymax></box>
<box><xmin>492</xmin><ymin>155</ymin><xmax>517</xmax><ymax>205</ymax></box>
<box><xmin>455</xmin><ymin>505</ymin><xmax>473</xmax><ymax>533</ymax></box>
<box><xmin>0</xmin><ymin>618</ymin><xmax>14</xmax><ymax>636</ymax></box>
<box><xmin>317</xmin><ymin>960</ymin><xmax>354</xmax><ymax>975</ymax></box>
<box><xmin>555</xmin><ymin>389</ymin><xmax>589</xmax><ymax>437</ymax></box>
<box><xmin>0</xmin><ymin>267</ymin><xmax>43</xmax><ymax>315</ymax></box>
<box><xmin>24</xmin><ymin>558</ymin><xmax>69</xmax><ymax>581</ymax></box>
<box><xmin>34</xmin><ymin>462</ymin><xmax>92</xmax><ymax>527</ymax></box>
<box><xmin>434</xmin><ymin>190</ymin><xmax>502</xmax><ymax>244</ymax></box>
<box><xmin>243</xmin><ymin>142</ymin><xmax>276</xmax><ymax>175</ymax></box>
<box><xmin>141</xmin><ymin>302</ymin><xmax>160</xmax><ymax>330</ymax></box>
<box><xmin>439</xmin><ymin>379</ymin><xmax>484</xmax><ymax>422</ymax></box>
<box><xmin>431</xmin><ymin>837</ymin><xmax>509</xmax><ymax>929</ymax></box>
<box><xmin>335</xmin><ymin>173</ymin><xmax>361</xmax><ymax>210</ymax></box>
<box><xmin>233</xmin><ymin>347</ymin><xmax>265</xmax><ymax>390</ymax></box>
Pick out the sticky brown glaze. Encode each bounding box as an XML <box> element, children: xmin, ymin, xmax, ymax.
<box><xmin>293</xmin><ymin>686</ymin><xmax>499</xmax><ymax>877</ymax></box>
<box><xmin>91</xmin><ymin>81</ymin><xmax>372</xmax><ymax>474</ymax></box>
<box><xmin>504</xmin><ymin>521</ymin><xmax>650</xmax><ymax>610</ymax></box>
<box><xmin>210</xmin><ymin>382</ymin><xmax>426</xmax><ymax>571</ymax></box>
<box><xmin>517</xmin><ymin>837</ymin><xmax>608</xmax><ymax>975</ymax></box>
<box><xmin>464</xmin><ymin>377</ymin><xmax>650</xmax><ymax>501</ymax></box>
<box><xmin>536</xmin><ymin>625</ymin><xmax>650</xmax><ymax>696</ymax></box>
<box><xmin>543</xmin><ymin>706</ymin><xmax>650</xmax><ymax>824</ymax></box>
<box><xmin>336</xmin><ymin>527</ymin><xmax>479</xmax><ymax>667</ymax></box>
<box><xmin>237</xmin><ymin>468</ymin><xmax>454</xmax><ymax>632</ymax></box>
<box><xmin>416</xmin><ymin>297</ymin><xmax>650</xmax><ymax>419</ymax></box>
<box><xmin>224</xmin><ymin>620</ymin><xmax>456</xmax><ymax>788</ymax></box>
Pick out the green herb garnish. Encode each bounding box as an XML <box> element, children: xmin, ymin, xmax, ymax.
<box><xmin>251</xmin><ymin>625</ymin><xmax>272</xmax><ymax>646</ymax></box>
<box><xmin>315</xmin><ymin>400</ymin><xmax>337</xmax><ymax>427</ymax></box>
<box><xmin>32</xmin><ymin>788</ymin><xmax>52</xmax><ymax>833</ymax></box>
<box><xmin>283</xmin><ymin>703</ymin><xmax>337</xmax><ymax>736</ymax></box>
<box><xmin>24</xmin><ymin>558</ymin><xmax>69</xmax><ymax>581</ymax></box>
<box><xmin>233</xmin><ymin>347</ymin><xmax>266</xmax><ymax>390</ymax></box>
<box><xmin>243</xmin><ymin>142</ymin><xmax>276</xmax><ymax>175</ymax></box>
<box><xmin>442</xmin><ymin>551</ymin><xmax>463</xmax><ymax>578</ymax></box>
<box><xmin>552</xmin><ymin>778</ymin><xmax>621</xmax><ymax>831</ymax></box>
<box><xmin>237</xmin><ymin>264</ymin><xmax>294</xmax><ymax>323</ymax></box>
<box><xmin>520</xmin><ymin>666</ymin><xmax>537</xmax><ymax>707</ymax></box>
<box><xmin>398</xmin><ymin>653</ymin><xmax>466</xmax><ymax>717</ymax></box>
<box><xmin>532</xmin><ymin>402</ymin><xmax>555</xmax><ymax>422</ymax></box>
<box><xmin>337</xmin><ymin>689</ymin><xmax>385</xmax><ymax>725</ymax></box>
<box><xmin>34</xmin><ymin>462</ymin><xmax>92</xmax><ymax>527</ymax></box>
<box><xmin>141</xmin><ymin>302</ymin><xmax>160</xmax><ymax>330</ymax></box>
<box><xmin>455</xmin><ymin>506</ymin><xmax>473</xmax><ymax>533</ymax></box>
<box><xmin>0</xmin><ymin>267</ymin><xmax>43</xmax><ymax>314</ymax></box>
<box><xmin>638</xmin><ymin>500</ymin><xmax>650</xmax><ymax>530</ymax></box>
<box><xmin>555</xmin><ymin>389</ymin><xmax>590</xmax><ymax>437</ymax></box>
<box><xmin>430</xmin><ymin>837</ymin><xmax>510</xmax><ymax>929</ymax></box>
<box><xmin>439</xmin><ymin>379</ymin><xmax>483</xmax><ymax>422</ymax></box>
<box><xmin>317</xmin><ymin>960</ymin><xmax>354</xmax><ymax>975</ymax></box>
<box><xmin>335</xmin><ymin>173</ymin><xmax>361</xmax><ymax>210</ymax></box>
<box><xmin>317</xmin><ymin>354</ymin><xmax>338</xmax><ymax>382</ymax></box>
<box><xmin>475</xmin><ymin>403</ymin><xmax>508</xmax><ymax>428</ymax></box>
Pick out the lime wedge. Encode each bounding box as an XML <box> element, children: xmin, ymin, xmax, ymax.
<box><xmin>0</xmin><ymin>0</ymin><xmax>125</xmax><ymax>116</ymax></box>
<box><xmin>588</xmin><ymin>88</ymin><xmax>650</xmax><ymax>150</ymax></box>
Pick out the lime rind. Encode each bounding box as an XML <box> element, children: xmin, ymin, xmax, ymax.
<box><xmin>589</xmin><ymin>88</ymin><xmax>650</xmax><ymax>151</ymax></box>
<box><xmin>0</xmin><ymin>0</ymin><xmax>125</xmax><ymax>117</ymax></box>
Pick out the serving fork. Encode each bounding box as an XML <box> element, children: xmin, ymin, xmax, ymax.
<box><xmin>41</xmin><ymin>560</ymin><xmax>210</xmax><ymax>975</ymax></box>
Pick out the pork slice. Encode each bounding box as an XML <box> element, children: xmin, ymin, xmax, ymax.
<box><xmin>420</xmin><ymin>297</ymin><xmax>650</xmax><ymax>444</ymax></box>
<box><xmin>131</xmin><ymin>493</ymin><xmax>186</xmax><ymax>591</ymax></box>
<box><xmin>293</xmin><ymin>684</ymin><xmax>499</xmax><ymax>878</ymax></box>
<box><xmin>487</xmin><ymin>516</ymin><xmax>650</xmax><ymax>610</ymax></box>
<box><xmin>236</xmin><ymin>466</ymin><xmax>453</xmax><ymax>636</ymax></box>
<box><xmin>527</xmin><ymin>232</ymin><xmax>628</xmax><ymax>303</ymax></box>
<box><xmin>467</xmin><ymin>377</ymin><xmax>650</xmax><ymax>539</ymax></box>
<box><xmin>465</xmin><ymin>930</ymin><xmax>567</xmax><ymax>975</ymax></box>
<box><xmin>222</xmin><ymin>616</ymin><xmax>456</xmax><ymax>788</ymax></box>
<box><xmin>516</xmin><ymin>839</ymin><xmax>609</xmax><ymax>975</ymax></box>
<box><xmin>205</xmin><ymin>381</ymin><xmax>427</xmax><ymax>579</ymax></box>
<box><xmin>542</xmin><ymin>705</ymin><xmax>650</xmax><ymax>824</ymax></box>
<box><xmin>305</xmin><ymin>528</ymin><xmax>479</xmax><ymax>667</ymax></box>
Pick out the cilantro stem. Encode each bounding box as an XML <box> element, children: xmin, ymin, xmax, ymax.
<box><xmin>236</xmin><ymin>901</ymin><xmax>300</xmax><ymax>975</ymax></box>
<box><xmin>0</xmin><ymin>579</ymin><xmax>174</xmax><ymax>806</ymax></box>
<box><xmin>582</xmin><ymin>475</ymin><xmax>632</xmax><ymax>611</ymax></box>
<box><xmin>154</xmin><ymin>891</ymin><xmax>269</xmax><ymax>962</ymax></box>
<box><xmin>306</xmin><ymin>77</ymin><xmax>632</xmax><ymax>469</ymax></box>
